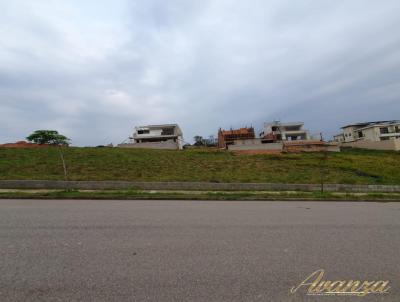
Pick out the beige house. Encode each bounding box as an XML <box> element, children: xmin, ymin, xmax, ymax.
<box><xmin>334</xmin><ymin>121</ymin><xmax>400</xmax><ymax>151</ymax></box>
<box><xmin>333</xmin><ymin>133</ymin><xmax>345</xmax><ymax>143</ymax></box>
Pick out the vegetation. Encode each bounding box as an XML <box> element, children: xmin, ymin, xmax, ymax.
<box><xmin>26</xmin><ymin>130</ymin><xmax>70</xmax><ymax>145</ymax></box>
<box><xmin>0</xmin><ymin>147</ymin><xmax>399</xmax><ymax>184</ymax></box>
<box><xmin>193</xmin><ymin>135</ymin><xmax>217</xmax><ymax>147</ymax></box>
<box><xmin>0</xmin><ymin>189</ymin><xmax>399</xmax><ymax>201</ymax></box>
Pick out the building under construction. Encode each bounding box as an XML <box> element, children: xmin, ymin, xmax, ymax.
<box><xmin>218</xmin><ymin>127</ymin><xmax>255</xmax><ymax>149</ymax></box>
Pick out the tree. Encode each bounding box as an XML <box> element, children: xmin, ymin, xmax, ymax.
<box><xmin>27</xmin><ymin>130</ymin><xmax>70</xmax><ymax>182</ymax></box>
<box><xmin>193</xmin><ymin>135</ymin><xmax>205</xmax><ymax>146</ymax></box>
<box><xmin>205</xmin><ymin>135</ymin><xmax>217</xmax><ymax>147</ymax></box>
<box><xmin>26</xmin><ymin>130</ymin><xmax>70</xmax><ymax>145</ymax></box>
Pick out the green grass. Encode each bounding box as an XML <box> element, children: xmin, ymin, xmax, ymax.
<box><xmin>0</xmin><ymin>147</ymin><xmax>399</xmax><ymax>184</ymax></box>
<box><xmin>0</xmin><ymin>189</ymin><xmax>399</xmax><ymax>201</ymax></box>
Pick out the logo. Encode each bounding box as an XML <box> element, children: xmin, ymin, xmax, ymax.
<box><xmin>290</xmin><ymin>269</ymin><xmax>390</xmax><ymax>297</ymax></box>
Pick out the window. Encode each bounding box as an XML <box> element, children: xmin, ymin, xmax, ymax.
<box><xmin>358</xmin><ymin>131</ymin><xmax>363</xmax><ymax>138</ymax></box>
<box><xmin>396</xmin><ymin>126</ymin><xmax>399</xmax><ymax>133</ymax></box>
<box><xmin>285</xmin><ymin>126</ymin><xmax>301</xmax><ymax>131</ymax></box>
<box><xmin>380</xmin><ymin>127</ymin><xmax>389</xmax><ymax>134</ymax></box>
<box><xmin>137</xmin><ymin>129</ymin><xmax>150</xmax><ymax>135</ymax></box>
<box><xmin>161</xmin><ymin>128</ymin><xmax>174</xmax><ymax>135</ymax></box>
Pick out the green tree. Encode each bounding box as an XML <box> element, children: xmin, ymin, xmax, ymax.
<box><xmin>26</xmin><ymin>130</ymin><xmax>70</xmax><ymax>145</ymax></box>
<box><xmin>193</xmin><ymin>135</ymin><xmax>204</xmax><ymax>146</ymax></box>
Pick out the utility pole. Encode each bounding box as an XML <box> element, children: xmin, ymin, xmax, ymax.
<box><xmin>319</xmin><ymin>133</ymin><xmax>328</xmax><ymax>194</ymax></box>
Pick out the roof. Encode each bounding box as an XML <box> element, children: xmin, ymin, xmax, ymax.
<box><xmin>135</xmin><ymin>124</ymin><xmax>183</xmax><ymax>136</ymax></box>
<box><xmin>136</xmin><ymin>123</ymin><xmax>180</xmax><ymax>129</ymax></box>
<box><xmin>341</xmin><ymin>120</ymin><xmax>400</xmax><ymax>129</ymax></box>
<box><xmin>357</xmin><ymin>121</ymin><xmax>400</xmax><ymax>131</ymax></box>
<box><xmin>219</xmin><ymin>127</ymin><xmax>254</xmax><ymax>136</ymax></box>
<box><xmin>264</xmin><ymin>121</ymin><xmax>304</xmax><ymax>127</ymax></box>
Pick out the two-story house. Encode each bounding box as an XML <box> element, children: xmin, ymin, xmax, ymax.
<box><xmin>119</xmin><ymin>124</ymin><xmax>184</xmax><ymax>150</ymax></box>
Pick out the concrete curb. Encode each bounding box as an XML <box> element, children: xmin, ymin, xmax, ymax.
<box><xmin>0</xmin><ymin>180</ymin><xmax>399</xmax><ymax>192</ymax></box>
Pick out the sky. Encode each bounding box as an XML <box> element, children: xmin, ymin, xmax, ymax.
<box><xmin>1</xmin><ymin>0</ymin><xmax>400</xmax><ymax>146</ymax></box>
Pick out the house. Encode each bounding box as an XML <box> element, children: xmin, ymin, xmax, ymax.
<box><xmin>338</xmin><ymin>121</ymin><xmax>400</xmax><ymax>143</ymax></box>
<box><xmin>339</xmin><ymin>122</ymin><xmax>373</xmax><ymax>143</ymax></box>
<box><xmin>118</xmin><ymin>124</ymin><xmax>184</xmax><ymax>150</ymax></box>
<box><xmin>218</xmin><ymin>127</ymin><xmax>255</xmax><ymax>149</ymax></box>
<box><xmin>333</xmin><ymin>133</ymin><xmax>345</xmax><ymax>143</ymax></box>
<box><xmin>334</xmin><ymin>120</ymin><xmax>400</xmax><ymax>151</ymax></box>
<box><xmin>224</xmin><ymin>121</ymin><xmax>339</xmax><ymax>153</ymax></box>
<box><xmin>259</xmin><ymin>121</ymin><xmax>311</xmax><ymax>142</ymax></box>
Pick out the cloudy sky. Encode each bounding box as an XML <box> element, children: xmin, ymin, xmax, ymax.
<box><xmin>1</xmin><ymin>0</ymin><xmax>400</xmax><ymax>145</ymax></box>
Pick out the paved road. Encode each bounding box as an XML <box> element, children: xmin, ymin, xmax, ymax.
<box><xmin>0</xmin><ymin>200</ymin><xmax>399</xmax><ymax>302</ymax></box>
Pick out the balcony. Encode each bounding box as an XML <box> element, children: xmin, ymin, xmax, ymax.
<box><xmin>379</xmin><ymin>132</ymin><xmax>400</xmax><ymax>138</ymax></box>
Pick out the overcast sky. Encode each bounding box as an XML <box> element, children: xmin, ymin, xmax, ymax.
<box><xmin>1</xmin><ymin>0</ymin><xmax>400</xmax><ymax>145</ymax></box>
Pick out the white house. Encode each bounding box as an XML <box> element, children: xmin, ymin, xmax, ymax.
<box><xmin>259</xmin><ymin>121</ymin><xmax>311</xmax><ymax>142</ymax></box>
<box><xmin>119</xmin><ymin>124</ymin><xmax>184</xmax><ymax>150</ymax></box>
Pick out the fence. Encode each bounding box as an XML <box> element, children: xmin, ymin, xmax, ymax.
<box><xmin>0</xmin><ymin>180</ymin><xmax>399</xmax><ymax>192</ymax></box>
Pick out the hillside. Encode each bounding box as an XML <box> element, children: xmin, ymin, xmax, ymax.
<box><xmin>0</xmin><ymin>147</ymin><xmax>399</xmax><ymax>185</ymax></box>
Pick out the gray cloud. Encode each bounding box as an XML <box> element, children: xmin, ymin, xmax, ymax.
<box><xmin>1</xmin><ymin>0</ymin><xmax>399</xmax><ymax>145</ymax></box>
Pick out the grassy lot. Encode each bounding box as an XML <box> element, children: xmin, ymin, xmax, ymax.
<box><xmin>0</xmin><ymin>147</ymin><xmax>399</xmax><ymax>184</ymax></box>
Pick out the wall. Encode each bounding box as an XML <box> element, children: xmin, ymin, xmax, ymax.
<box><xmin>333</xmin><ymin>135</ymin><xmax>344</xmax><ymax>143</ymax></box>
<box><xmin>341</xmin><ymin>139</ymin><xmax>400</xmax><ymax>151</ymax></box>
<box><xmin>177</xmin><ymin>136</ymin><xmax>183</xmax><ymax>150</ymax></box>
<box><xmin>1</xmin><ymin>180</ymin><xmax>399</xmax><ymax>192</ymax></box>
<box><xmin>118</xmin><ymin>140</ymin><xmax>179</xmax><ymax>150</ymax></box>
<box><xmin>228</xmin><ymin>141</ymin><xmax>283</xmax><ymax>151</ymax></box>
<box><xmin>284</xmin><ymin>143</ymin><xmax>340</xmax><ymax>153</ymax></box>
<box><xmin>361</xmin><ymin>127</ymin><xmax>379</xmax><ymax>141</ymax></box>
<box><xmin>326</xmin><ymin>144</ymin><xmax>341</xmax><ymax>152</ymax></box>
<box><xmin>228</xmin><ymin>139</ymin><xmax>339</xmax><ymax>152</ymax></box>
<box><xmin>343</xmin><ymin>126</ymin><xmax>356</xmax><ymax>142</ymax></box>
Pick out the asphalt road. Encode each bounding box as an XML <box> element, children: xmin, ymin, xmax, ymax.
<box><xmin>0</xmin><ymin>199</ymin><xmax>399</xmax><ymax>302</ymax></box>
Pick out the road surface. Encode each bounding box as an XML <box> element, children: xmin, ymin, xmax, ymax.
<box><xmin>0</xmin><ymin>199</ymin><xmax>399</xmax><ymax>301</ymax></box>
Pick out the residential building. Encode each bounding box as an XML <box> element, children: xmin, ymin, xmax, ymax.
<box><xmin>333</xmin><ymin>133</ymin><xmax>345</xmax><ymax>143</ymax></box>
<box><xmin>337</xmin><ymin>121</ymin><xmax>400</xmax><ymax>143</ymax></box>
<box><xmin>218</xmin><ymin>127</ymin><xmax>255</xmax><ymax>149</ymax></box>
<box><xmin>225</xmin><ymin>121</ymin><xmax>339</xmax><ymax>153</ymax></box>
<box><xmin>118</xmin><ymin>124</ymin><xmax>184</xmax><ymax>150</ymax></box>
<box><xmin>339</xmin><ymin>122</ymin><xmax>372</xmax><ymax>143</ymax></box>
<box><xmin>259</xmin><ymin>121</ymin><xmax>311</xmax><ymax>142</ymax></box>
<box><xmin>334</xmin><ymin>120</ymin><xmax>400</xmax><ymax>151</ymax></box>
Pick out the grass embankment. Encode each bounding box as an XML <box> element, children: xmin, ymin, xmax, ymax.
<box><xmin>0</xmin><ymin>147</ymin><xmax>399</xmax><ymax>185</ymax></box>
